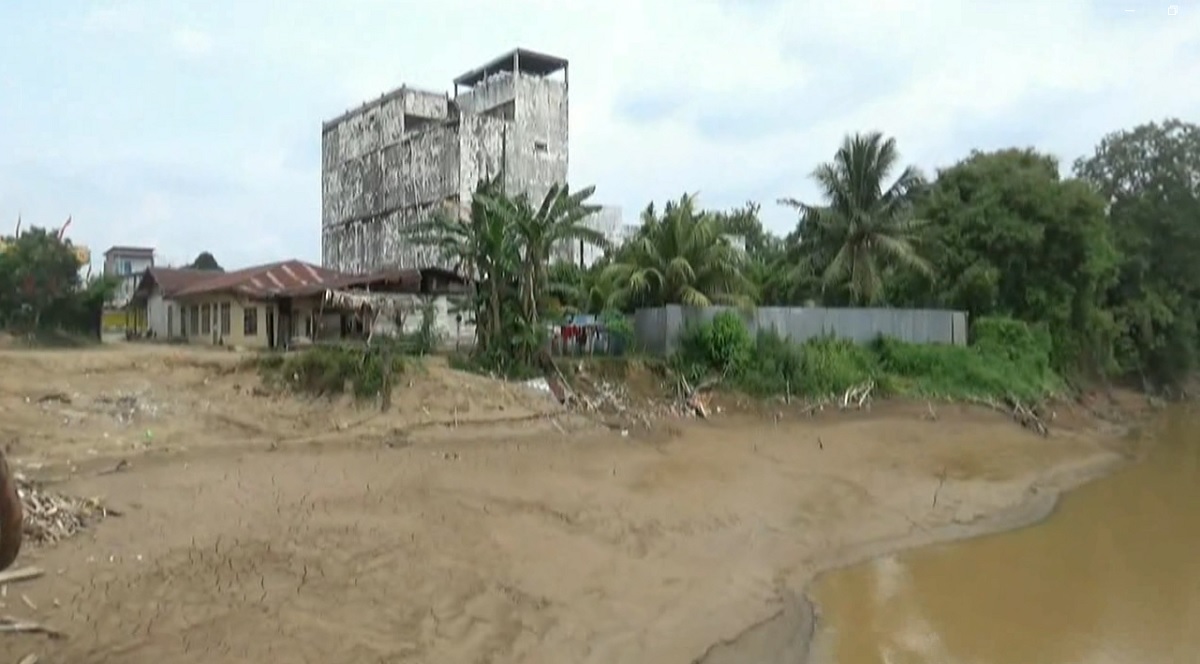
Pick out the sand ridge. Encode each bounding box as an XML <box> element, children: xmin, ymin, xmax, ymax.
<box><xmin>0</xmin><ymin>346</ymin><xmax>1126</xmax><ymax>663</ymax></box>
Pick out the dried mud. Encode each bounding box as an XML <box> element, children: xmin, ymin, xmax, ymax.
<box><xmin>0</xmin><ymin>345</ymin><xmax>1137</xmax><ymax>664</ymax></box>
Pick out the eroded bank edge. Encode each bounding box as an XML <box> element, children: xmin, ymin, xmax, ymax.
<box><xmin>693</xmin><ymin>449</ymin><xmax>1132</xmax><ymax>664</ymax></box>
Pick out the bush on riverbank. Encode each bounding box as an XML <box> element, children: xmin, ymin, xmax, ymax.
<box><xmin>672</xmin><ymin>311</ymin><xmax>1061</xmax><ymax>402</ymax></box>
<box><xmin>257</xmin><ymin>342</ymin><xmax>409</xmax><ymax>398</ymax></box>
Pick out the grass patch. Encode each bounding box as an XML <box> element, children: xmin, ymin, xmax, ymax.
<box><xmin>672</xmin><ymin>311</ymin><xmax>1061</xmax><ymax>402</ymax></box>
<box><xmin>257</xmin><ymin>342</ymin><xmax>409</xmax><ymax>399</ymax></box>
<box><xmin>1</xmin><ymin>329</ymin><xmax>100</xmax><ymax>348</ymax></box>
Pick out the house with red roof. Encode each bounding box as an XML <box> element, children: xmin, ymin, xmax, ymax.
<box><xmin>128</xmin><ymin>259</ymin><xmax>468</xmax><ymax>349</ymax></box>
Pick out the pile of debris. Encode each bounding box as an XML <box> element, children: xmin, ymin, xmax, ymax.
<box><xmin>16</xmin><ymin>475</ymin><xmax>118</xmax><ymax>546</ymax></box>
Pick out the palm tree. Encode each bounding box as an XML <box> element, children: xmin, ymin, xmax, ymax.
<box><xmin>402</xmin><ymin>177</ymin><xmax>519</xmax><ymax>355</ymax></box>
<box><xmin>483</xmin><ymin>183</ymin><xmax>608</xmax><ymax>326</ymax></box>
<box><xmin>779</xmin><ymin>131</ymin><xmax>933</xmax><ymax>305</ymax></box>
<box><xmin>602</xmin><ymin>194</ymin><xmax>755</xmax><ymax>309</ymax></box>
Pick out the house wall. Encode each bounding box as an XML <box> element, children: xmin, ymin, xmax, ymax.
<box><xmin>321</xmin><ymin>62</ymin><xmax>569</xmax><ymax>276</ymax></box>
<box><xmin>143</xmin><ymin>292</ymin><xmax>187</xmax><ymax>339</ymax></box>
<box><xmin>174</xmin><ymin>294</ymin><xmax>336</xmax><ymax>349</ymax></box>
<box><xmin>104</xmin><ymin>254</ymin><xmax>155</xmax><ymax>307</ymax></box>
<box><xmin>360</xmin><ymin>294</ymin><xmax>475</xmax><ymax>346</ymax></box>
<box><xmin>176</xmin><ymin>295</ymin><xmax>279</xmax><ymax>349</ymax></box>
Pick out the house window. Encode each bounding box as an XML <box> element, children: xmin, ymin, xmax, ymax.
<box><xmin>201</xmin><ymin>304</ymin><xmax>211</xmax><ymax>335</ymax></box>
<box><xmin>121</xmin><ymin>260</ymin><xmax>132</xmax><ymax>275</ymax></box>
<box><xmin>189</xmin><ymin>306</ymin><xmax>200</xmax><ymax>336</ymax></box>
<box><xmin>219</xmin><ymin>302</ymin><xmax>231</xmax><ymax>336</ymax></box>
<box><xmin>533</xmin><ymin>141</ymin><xmax>548</xmax><ymax>153</ymax></box>
<box><xmin>243</xmin><ymin>307</ymin><xmax>258</xmax><ymax>336</ymax></box>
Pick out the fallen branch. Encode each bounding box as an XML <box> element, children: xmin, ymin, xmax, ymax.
<box><xmin>966</xmin><ymin>395</ymin><xmax>1050</xmax><ymax>436</ymax></box>
<box><xmin>0</xmin><ymin>568</ymin><xmax>42</xmax><ymax>585</ymax></box>
<box><xmin>0</xmin><ymin>616</ymin><xmax>65</xmax><ymax>639</ymax></box>
<box><xmin>840</xmin><ymin>380</ymin><xmax>875</xmax><ymax>410</ymax></box>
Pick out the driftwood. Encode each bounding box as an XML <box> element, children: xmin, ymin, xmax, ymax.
<box><xmin>840</xmin><ymin>380</ymin><xmax>875</xmax><ymax>410</ymax></box>
<box><xmin>18</xmin><ymin>476</ymin><xmax>117</xmax><ymax>546</ymax></box>
<box><xmin>0</xmin><ymin>615</ymin><xmax>64</xmax><ymax>639</ymax></box>
<box><xmin>0</xmin><ymin>568</ymin><xmax>41</xmax><ymax>585</ymax></box>
<box><xmin>968</xmin><ymin>394</ymin><xmax>1050</xmax><ymax>436</ymax></box>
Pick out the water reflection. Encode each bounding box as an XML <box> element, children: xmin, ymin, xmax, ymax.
<box><xmin>814</xmin><ymin>408</ymin><xmax>1200</xmax><ymax>664</ymax></box>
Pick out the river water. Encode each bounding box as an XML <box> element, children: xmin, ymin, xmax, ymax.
<box><xmin>812</xmin><ymin>407</ymin><xmax>1200</xmax><ymax>664</ymax></box>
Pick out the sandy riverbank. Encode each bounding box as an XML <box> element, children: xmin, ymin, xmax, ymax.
<box><xmin>0</xmin><ymin>346</ymin><xmax>1147</xmax><ymax>663</ymax></box>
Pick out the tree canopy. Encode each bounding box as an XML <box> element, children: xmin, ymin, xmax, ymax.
<box><xmin>423</xmin><ymin>118</ymin><xmax>1200</xmax><ymax>392</ymax></box>
<box><xmin>6</xmin><ymin>117</ymin><xmax>1180</xmax><ymax>391</ymax></box>
<box><xmin>0</xmin><ymin>227</ymin><xmax>115</xmax><ymax>335</ymax></box>
<box><xmin>188</xmin><ymin>251</ymin><xmax>224</xmax><ymax>271</ymax></box>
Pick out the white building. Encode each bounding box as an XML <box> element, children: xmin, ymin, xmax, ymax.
<box><xmin>103</xmin><ymin>246</ymin><xmax>155</xmax><ymax>308</ymax></box>
<box><xmin>552</xmin><ymin>205</ymin><xmax>624</xmax><ymax>268</ymax></box>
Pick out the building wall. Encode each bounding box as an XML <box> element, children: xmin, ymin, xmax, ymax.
<box><xmin>322</xmin><ymin>65</ymin><xmax>569</xmax><ymax>276</ymax></box>
<box><xmin>104</xmin><ymin>255</ymin><xmax>154</xmax><ymax>307</ymax></box>
<box><xmin>633</xmin><ymin>305</ymin><xmax>970</xmax><ymax>356</ymax></box>
<box><xmin>176</xmin><ymin>295</ymin><xmax>278</xmax><ymax>349</ymax></box>
<box><xmin>552</xmin><ymin>205</ymin><xmax>622</xmax><ymax>267</ymax></box>
<box><xmin>143</xmin><ymin>292</ymin><xmax>187</xmax><ymax>339</ymax></box>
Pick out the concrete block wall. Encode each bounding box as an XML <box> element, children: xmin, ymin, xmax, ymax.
<box><xmin>633</xmin><ymin>305</ymin><xmax>970</xmax><ymax>356</ymax></box>
<box><xmin>321</xmin><ymin>54</ymin><xmax>571</xmax><ymax>276</ymax></box>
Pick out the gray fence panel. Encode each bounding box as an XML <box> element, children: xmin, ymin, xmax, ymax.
<box><xmin>632</xmin><ymin>305</ymin><xmax>969</xmax><ymax>356</ymax></box>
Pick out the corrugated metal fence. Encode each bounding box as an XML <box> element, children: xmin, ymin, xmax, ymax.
<box><xmin>633</xmin><ymin>305</ymin><xmax>969</xmax><ymax>356</ymax></box>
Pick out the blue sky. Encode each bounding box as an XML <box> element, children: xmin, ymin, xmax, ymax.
<box><xmin>2</xmin><ymin>0</ymin><xmax>1198</xmax><ymax>270</ymax></box>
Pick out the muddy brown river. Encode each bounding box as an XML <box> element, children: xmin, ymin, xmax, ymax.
<box><xmin>812</xmin><ymin>407</ymin><xmax>1200</xmax><ymax>664</ymax></box>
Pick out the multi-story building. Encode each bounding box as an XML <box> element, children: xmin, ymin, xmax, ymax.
<box><xmin>551</xmin><ymin>205</ymin><xmax>624</xmax><ymax>268</ymax></box>
<box><xmin>321</xmin><ymin>48</ymin><xmax>572</xmax><ymax>274</ymax></box>
<box><xmin>103</xmin><ymin>245</ymin><xmax>155</xmax><ymax>307</ymax></box>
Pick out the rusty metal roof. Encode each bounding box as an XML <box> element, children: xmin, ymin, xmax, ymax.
<box><xmin>147</xmin><ymin>268</ymin><xmax>216</xmax><ymax>296</ymax></box>
<box><xmin>172</xmin><ymin>260</ymin><xmax>346</xmax><ymax>299</ymax></box>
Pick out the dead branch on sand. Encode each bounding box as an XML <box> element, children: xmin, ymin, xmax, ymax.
<box><xmin>967</xmin><ymin>394</ymin><xmax>1050</xmax><ymax>436</ymax></box>
<box><xmin>840</xmin><ymin>380</ymin><xmax>875</xmax><ymax>411</ymax></box>
<box><xmin>0</xmin><ymin>615</ymin><xmax>65</xmax><ymax>639</ymax></box>
<box><xmin>17</xmin><ymin>475</ymin><xmax>118</xmax><ymax>546</ymax></box>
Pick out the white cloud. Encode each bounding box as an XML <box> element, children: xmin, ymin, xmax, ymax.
<box><xmin>169</xmin><ymin>27</ymin><xmax>214</xmax><ymax>58</ymax></box>
<box><xmin>77</xmin><ymin>4</ymin><xmax>145</xmax><ymax>34</ymax></box>
<box><xmin>9</xmin><ymin>0</ymin><xmax>1200</xmax><ymax>267</ymax></box>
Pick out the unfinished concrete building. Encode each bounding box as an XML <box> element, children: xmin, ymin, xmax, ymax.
<box><xmin>321</xmin><ymin>48</ymin><xmax>571</xmax><ymax>273</ymax></box>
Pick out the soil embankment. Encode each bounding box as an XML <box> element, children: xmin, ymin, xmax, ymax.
<box><xmin>0</xmin><ymin>346</ymin><xmax>1142</xmax><ymax>664</ymax></box>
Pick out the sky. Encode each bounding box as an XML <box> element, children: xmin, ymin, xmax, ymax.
<box><xmin>1</xmin><ymin>0</ymin><xmax>1198</xmax><ymax>271</ymax></box>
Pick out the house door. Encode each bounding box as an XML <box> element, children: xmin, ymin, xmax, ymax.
<box><xmin>266</xmin><ymin>309</ymin><xmax>276</xmax><ymax>349</ymax></box>
<box><xmin>166</xmin><ymin>306</ymin><xmax>173</xmax><ymax>339</ymax></box>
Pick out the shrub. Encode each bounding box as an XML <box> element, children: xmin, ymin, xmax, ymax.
<box><xmin>791</xmin><ymin>336</ymin><xmax>879</xmax><ymax>397</ymax></box>
<box><xmin>414</xmin><ymin>298</ymin><xmax>440</xmax><ymax>355</ymax></box>
<box><xmin>258</xmin><ymin>343</ymin><xmax>407</xmax><ymax>399</ymax></box>
<box><xmin>678</xmin><ymin>310</ymin><xmax>754</xmax><ymax>375</ymax></box>
<box><xmin>670</xmin><ymin>313</ymin><xmax>1061</xmax><ymax>402</ymax></box>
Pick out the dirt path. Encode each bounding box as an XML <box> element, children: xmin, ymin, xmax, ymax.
<box><xmin>0</xmin><ymin>346</ymin><xmax>1129</xmax><ymax>663</ymax></box>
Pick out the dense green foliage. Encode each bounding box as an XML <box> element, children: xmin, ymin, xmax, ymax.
<box><xmin>0</xmin><ymin>226</ymin><xmax>116</xmax><ymax>338</ymax></box>
<box><xmin>407</xmin><ymin>117</ymin><xmax>1197</xmax><ymax>397</ymax></box>
<box><xmin>258</xmin><ymin>297</ymin><xmax>441</xmax><ymax>400</ymax></box>
<box><xmin>601</xmin><ymin>194</ymin><xmax>755</xmax><ymax>309</ymax></box>
<box><xmin>258</xmin><ymin>342</ymin><xmax>409</xmax><ymax>398</ymax></box>
<box><xmin>779</xmin><ymin>131</ymin><xmax>933</xmax><ymax>305</ymax></box>
<box><xmin>402</xmin><ymin>177</ymin><xmax>609</xmax><ymax>375</ymax></box>
<box><xmin>674</xmin><ymin>311</ymin><xmax>1059</xmax><ymax>402</ymax></box>
<box><xmin>188</xmin><ymin>251</ymin><xmax>224</xmax><ymax>271</ymax></box>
